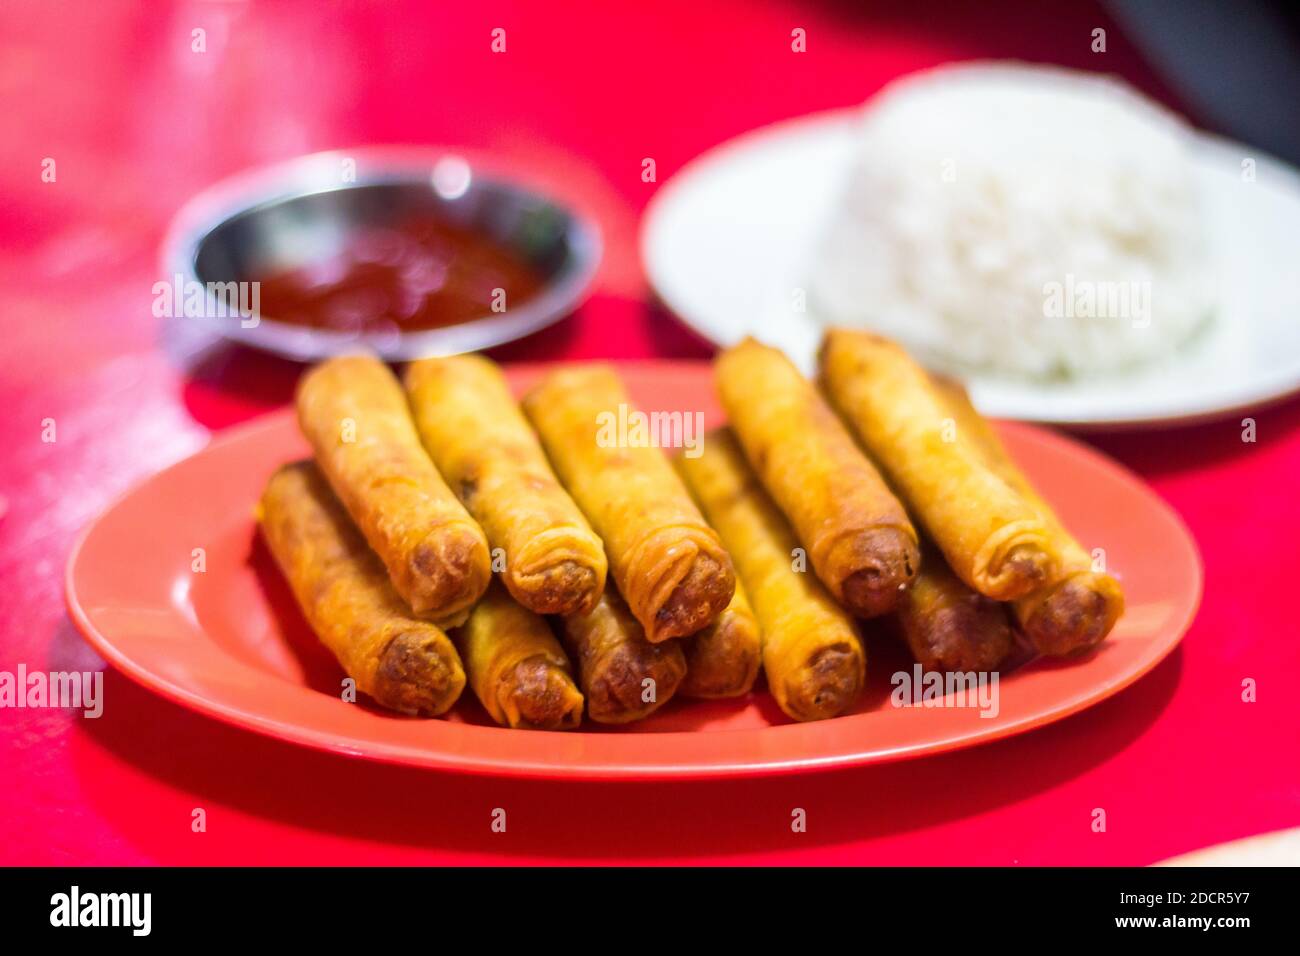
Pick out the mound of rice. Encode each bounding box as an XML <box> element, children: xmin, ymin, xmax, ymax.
<box><xmin>811</xmin><ymin>63</ymin><xmax>1214</xmax><ymax>379</ymax></box>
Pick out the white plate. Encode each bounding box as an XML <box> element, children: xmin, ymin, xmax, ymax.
<box><xmin>642</xmin><ymin>109</ymin><xmax>1300</xmax><ymax>428</ymax></box>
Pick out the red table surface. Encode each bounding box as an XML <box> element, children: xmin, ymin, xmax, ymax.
<box><xmin>1</xmin><ymin>0</ymin><xmax>1297</xmax><ymax>867</ymax></box>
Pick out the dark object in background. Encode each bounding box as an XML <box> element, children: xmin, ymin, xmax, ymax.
<box><xmin>1105</xmin><ymin>0</ymin><xmax>1300</xmax><ymax>163</ymax></box>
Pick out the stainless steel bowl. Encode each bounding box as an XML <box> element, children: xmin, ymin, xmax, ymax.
<box><xmin>160</xmin><ymin>148</ymin><xmax>602</xmax><ymax>361</ymax></box>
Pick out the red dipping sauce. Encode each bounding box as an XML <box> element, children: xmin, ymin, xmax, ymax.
<box><xmin>253</xmin><ymin>214</ymin><xmax>547</xmax><ymax>332</ymax></box>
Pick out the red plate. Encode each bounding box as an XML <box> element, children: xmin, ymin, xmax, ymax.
<box><xmin>65</xmin><ymin>362</ymin><xmax>1202</xmax><ymax>779</ymax></box>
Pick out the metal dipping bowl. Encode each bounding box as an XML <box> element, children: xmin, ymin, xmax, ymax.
<box><xmin>160</xmin><ymin>148</ymin><xmax>603</xmax><ymax>361</ymax></box>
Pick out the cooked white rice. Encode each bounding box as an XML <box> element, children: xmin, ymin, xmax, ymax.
<box><xmin>811</xmin><ymin>62</ymin><xmax>1214</xmax><ymax>379</ymax></box>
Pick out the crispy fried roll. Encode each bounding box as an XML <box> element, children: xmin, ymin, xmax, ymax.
<box><xmin>405</xmin><ymin>355</ymin><xmax>607</xmax><ymax>616</ymax></box>
<box><xmin>818</xmin><ymin>329</ymin><xmax>1056</xmax><ymax>601</ymax></box>
<box><xmin>296</xmin><ymin>354</ymin><xmax>491</xmax><ymax>625</ymax></box>
<box><xmin>896</xmin><ymin>543</ymin><xmax>1013</xmax><ymax>672</ymax></box>
<box><xmin>559</xmin><ymin>588</ymin><xmax>688</xmax><ymax>724</ymax></box>
<box><xmin>676</xmin><ymin>429</ymin><xmax>865</xmax><ymax>721</ymax></box>
<box><xmin>716</xmin><ymin>338</ymin><xmax>919</xmax><ymax>618</ymax></box>
<box><xmin>258</xmin><ymin>461</ymin><xmax>466</xmax><ymax>715</ymax></box>
<box><xmin>453</xmin><ymin>581</ymin><xmax>584</xmax><ymax>730</ymax></box>
<box><xmin>934</xmin><ymin>379</ymin><xmax>1125</xmax><ymax>656</ymax></box>
<box><xmin>679</xmin><ymin>580</ymin><xmax>762</xmax><ymax>699</ymax></box>
<box><xmin>523</xmin><ymin>364</ymin><xmax>735</xmax><ymax>642</ymax></box>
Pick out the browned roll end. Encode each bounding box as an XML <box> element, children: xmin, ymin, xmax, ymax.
<box><xmin>838</xmin><ymin>527</ymin><xmax>921</xmax><ymax>618</ymax></box>
<box><xmin>1023</xmin><ymin>577</ymin><xmax>1118</xmax><ymax>657</ymax></box>
<box><xmin>372</xmin><ymin>628</ymin><xmax>466</xmax><ymax>716</ymax></box>
<box><xmin>680</xmin><ymin>615</ymin><xmax>762</xmax><ymax>699</ymax></box>
<box><xmin>408</xmin><ymin>524</ymin><xmax>491</xmax><ymax>618</ymax></box>
<box><xmin>902</xmin><ymin>595</ymin><xmax>1013</xmax><ymax>673</ymax></box>
<box><xmin>997</xmin><ymin>543</ymin><xmax>1054</xmax><ymax>599</ymax></box>
<box><xmin>497</xmin><ymin>657</ymin><xmax>584</xmax><ymax>731</ymax></box>
<box><xmin>509</xmin><ymin>560</ymin><xmax>602</xmax><ymax>616</ymax></box>
<box><xmin>781</xmin><ymin>643</ymin><xmax>864</xmax><ymax>722</ymax></box>
<box><xmin>649</xmin><ymin>552</ymin><xmax>736</xmax><ymax>642</ymax></box>
<box><xmin>586</xmin><ymin>639</ymin><xmax>687</xmax><ymax>724</ymax></box>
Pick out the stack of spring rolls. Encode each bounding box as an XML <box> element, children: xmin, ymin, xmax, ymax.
<box><xmin>258</xmin><ymin>331</ymin><xmax>1123</xmax><ymax>730</ymax></box>
<box><xmin>260</xmin><ymin>352</ymin><xmax>749</xmax><ymax>729</ymax></box>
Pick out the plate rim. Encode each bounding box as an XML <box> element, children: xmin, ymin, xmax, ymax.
<box><xmin>641</xmin><ymin>107</ymin><xmax>1300</xmax><ymax>429</ymax></box>
<box><xmin>64</xmin><ymin>366</ymin><xmax>1204</xmax><ymax>781</ymax></box>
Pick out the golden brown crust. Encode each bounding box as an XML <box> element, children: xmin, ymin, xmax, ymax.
<box><xmin>408</xmin><ymin>527</ymin><xmax>491</xmax><ymax>618</ymax></box>
<box><xmin>372</xmin><ymin>629</ymin><xmax>468</xmax><ymax>715</ymax></box>
<box><xmin>510</xmin><ymin>560</ymin><xmax>602</xmax><ymax>616</ymax></box>
<box><xmin>818</xmin><ymin>329</ymin><xmax>1057</xmax><ymax>601</ymax></box>
<box><xmin>839</xmin><ymin>526</ymin><xmax>922</xmax><ymax>618</ymax></box>
<box><xmin>1001</xmin><ymin>545</ymin><xmax>1052</xmax><ymax>594</ymax></box>
<box><xmin>789</xmin><ymin>643</ymin><xmax>861</xmax><ymax>721</ymax></box>
<box><xmin>453</xmin><ymin>580</ymin><xmax>583</xmax><ymax>730</ymax></box>
<box><xmin>652</xmin><ymin>552</ymin><xmax>735</xmax><ymax>642</ymax></box>
<box><xmin>1018</xmin><ymin>574</ymin><xmax>1123</xmax><ymax>657</ymax></box>
<box><xmin>296</xmin><ymin>354</ymin><xmax>491</xmax><ymax>624</ymax></box>
<box><xmin>896</xmin><ymin>545</ymin><xmax>1013</xmax><ymax>672</ymax></box>
<box><xmin>932</xmin><ymin>377</ymin><xmax>1125</xmax><ymax>656</ymax></box>
<box><xmin>499</xmin><ymin>656</ymin><xmax>584</xmax><ymax>730</ymax></box>
<box><xmin>523</xmin><ymin>364</ymin><xmax>735</xmax><ymax>641</ymax></box>
<box><xmin>716</xmin><ymin>338</ymin><xmax>919</xmax><ymax>618</ymax></box>
<box><xmin>680</xmin><ymin>580</ymin><xmax>762</xmax><ymax>699</ymax></box>
<box><xmin>258</xmin><ymin>461</ymin><xmax>465</xmax><ymax>716</ymax></box>
<box><xmin>404</xmin><ymin>355</ymin><xmax>607</xmax><ymax>617</ymax></box>
<box><xmin>559</xmin><ymin>588</ymin><xmax>687</xmax><ymax>724</ymax></box>
<box><xmin>675</xmin><ymin>429</ymin><xmax>865</xmax><ymax>721</ymax></box>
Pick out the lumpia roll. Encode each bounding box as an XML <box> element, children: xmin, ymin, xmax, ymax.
<box><xmin>405</xmin><ymin>355</ymin><xmax>607</xmax><ymax>616</ymax></box>
<box><xmin>559</xmin><ymin>588</ymin><xmax>688</xmax><ymax>724</ymax></box>
<box><xmin>453</xmin><ymin>581</ymin><xmax>584</xmax><ymax>730</ymax></box>
<box><xmin>258</xmin><ymin>461</ymin><xmax>466</xmax><ymax>716</ymax></box>
<box><xmin>818</xmin><ymin>329</ymin><xmax>1057</xmax><ymax>601</ymax></box>
<box><xmin>676</xmin><ymin>429</ymin><xmax>865</xmax><ymax>722</ymax></box>
<box><xmin>296</xmin><ymin>355</ymin><xmax>491</xmax><ymax>625</ymax></box>
<box><xmin>716</xmin><ymin>338</ymin><xmax>919</xmax><ymax>618</ymax></box>
<box><xmin>679</xmin><ymin>580</ymin><xmax>762</xmax><ymax>699</ymax></box>
<box><xmin>523</xmin><ymin>365</ymin><xmax>735</xmax><ymax>642</ymax></box>
<box><xmin>896</xmin><ymin>543</ymin><xmax>1013</xmax><ymax>672</ymax></box>
<box><xmin>934</xmin><ymin>378</ymin><xmax>1125</xmax><ymax>656</ymax></box>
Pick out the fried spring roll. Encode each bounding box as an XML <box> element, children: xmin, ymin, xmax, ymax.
<box><xmin>716</xmin><ymin>338</ymin><xmax>919</xmax><ymax>618</ymax></box>
<box><xmin>559</xmin><ymin>588</ymin><xmax>688</xmax><ymax>724</ymax></box>
<box><xmin>258</xmin><ymin>462</ymin><xmax>466</xmax><ymax>715</ymax></box>
<box><xmin>405</xmin><ymin>355</ymin><xmax>607</xmax><ymax>616</ymax></box>
<box><xmin>523</xmin><ymin>365</ymin><xmax>735</xmax><ymax>642</ymax></box>
<box><xmin>453</xmin><ymin>582</ymin><xmax>584</xmax><ymax>730</ymax></box>
<box><xmin>296</xmin><ymin>355</ymin><xmax>491</xmax><ymax>625</ymax></box>
<box><xmin>679</xmin><ymin>580</ymin><xmax>762</xmax><ymax>699</ymax></box>
<box><xmin>934</xmin><ymin>379</ymin><xmax>1125</xmax><ymax>656</ymax></box>
<box><xmin>896</xmin><ymin>543</ymin><xmax>1013</xmax><ymax>672</ymax></box>
<box><xmin>819</xmin><ymin>329</ymin><xmax>1057</xmax><ymax>601</ymax></box>
<box><xmin>677</xmin><ymin>429</ymin><xmax>865</xmax><ymax>721</ymax></box>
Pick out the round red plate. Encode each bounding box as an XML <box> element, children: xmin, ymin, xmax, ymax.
<box><xmin>65</xmin><ymin>361</ymin><xmax>1202</xmax><ymax>779</ymax></box>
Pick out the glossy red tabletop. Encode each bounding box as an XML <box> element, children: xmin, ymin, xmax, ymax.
<box><xmin>2</xmin><ymin>0</ymin><xmax>1297</xmax><ymax>865</ymax></box>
